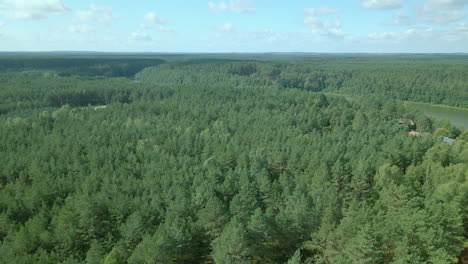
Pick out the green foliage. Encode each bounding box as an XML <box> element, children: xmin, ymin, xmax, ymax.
<box><xmin>0</xmin><ymin>56</ymin><xmax>165</xmax><ymax>77</ymax></box>
<box><xmin>458</xmin><ymin>130</ymin><xmax>468</xmax><ymax>141</ymax></box>
<box><xmin>211</xmin><ymin>217</ymin><xmax>252</xmax><ymax>264</ymax></box>
<box><xmin>0</xmin><ymin>54</ymin><xmax>466</xmax><ymax>263</ymax></box>
<box><xmin>287</xmin><ymin>249</ymin><xmax>304</xmax><ymax>264</ymax></box>
<box><xmin>85</xmin><ymin>240</ymin><xmax>106</xmax><ymax>264</ymax></box>
<box><xmin>103</xmin><ymin>243</ymin><xmax>127</xmax><ymax>264</ymax></box>
<box><xmin>433</xmin><ymin>127</ymin><xmax>453</xmax><ymax>138</ymax></box>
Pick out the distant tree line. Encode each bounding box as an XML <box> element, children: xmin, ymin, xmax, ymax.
<box><xmin>138</xmin><ymin>58</ymin><xmax>468</xmax><ymax>107</ymax></box>
<box><xmin>0</xmin><ymin>57</ymin><xmax>165</xmax><ymax>77</ymax></box>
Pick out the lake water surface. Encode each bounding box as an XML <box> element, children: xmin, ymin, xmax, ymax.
<box><xmin>405</xmin><ymin>102</ymin><xmax>468</xmax><ymax>129</ymax></box>
<box><xmin>323</xmin><ymin>92</ymin><xmax>468</xmax><ymax>129</ymax></box>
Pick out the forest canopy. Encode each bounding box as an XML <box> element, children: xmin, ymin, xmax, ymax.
<box><xmin>0</xmin><ymin>54</ymin><xmax>467</xmax><ymax>263</ymax></box>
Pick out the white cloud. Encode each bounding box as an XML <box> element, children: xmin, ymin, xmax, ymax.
<box><xmin>366</xmin><ymin>29</ymin><xmax>417</xmax><ymax>41</ymax></box>
<box><xmin>438</xmin><ymin>23</ymin><xmax>468</xmax><ymax>41</ymax></box>
<box><xmin>208</xmin><ymin>0</ymin><xmax>255</xmax><ymax>13</ymax></box>
<box><xmin>0</xmin><ymin>0</ymin><xmax>69</xmax><ymax>19</ymax></box>
<box><xmin>453</xmin><ymin>23</ymin><xmax>468</xmax><ymax>32</ymax></box>
<box><xmin>144</xmin><ymin>12</ymin><xmax>164</xmax><ymax>24</ymax></box>
<box><xmin>366</xmin><ymin>23</ymin><xmax>468</xmax><ymax>44</ymax></box>
<box><xmin>427</xmin><ymin>0</ymin><xmax>468</xmax><ymax>9</ymax></box>
<box><xmin>0</xmin><ymin>21</ymin><xmax>4</xmax><ymax>27</ymax></box>
<box><xmin>157</xmin><ymin>25</ymin><xmax>174</xmax><ymax>32</ymax></box>
<box><xmin>304</xmin><ymin>7</ymin><xmax>345</xmax><ymax>38</ymax></box>
<box><xmin>130</xmin><ymin>32</ymin><xmax>152</xmax><ymax>42</ymax></box>
<box><xmin>76</xmin><ymin>11</ymin><xmax>93</xmax><ymax>22</ymax></box>
<box><xmin>76</xmin><ymin>4</ymin><xmax>118</xmax><ymax>23</ymax></box>
<box><xmin>68</xmin><ymin>24</ymin><xmax>92</xmax><ymax>34</ymax></box>
<box><xmin>361</xmin><ymin>0</ymin><xmax>404</xmax><ymax>10</ymax></box>
<box><xmin>216</xmin><ymin>22</ymin><xmax>235</xmax><ymax>33</ymax></box>
<box><xmin>386</xmin><ymin>11</ymin><xmax>412</xmax><ymax>25</ymax></box>
<box><xmin>209</xmin><ymin>27</ymin><xmax>287</xmax><ymax>48</ymax></box>
<box><xmin>239</xmin><ymin>28</ymin><xmax>284</xmax><ymax>43</ymax></box>
<box><xmin>417</xmin><ymin>0</ymin><xmax>468</xmax><ymax>23</ymax></box>
<box><xmin>209</xmin><ymin>2</ymin><xmax>228</xmax><ymax>12</ymax></box>
<box><xmin>367</xmin><ymin>31</ymin><xmax>398</xmax><ymax>40</ymax></box>
<box><xmin>140</xmin><ymin>12</ymin><xmax>173</xmax><ymax>32</ymax></box>
<box><xmin>304</xmin><ymin>7</ymin><xmax>338</xmax><ymax>16</ymax></box>
<box><xmin>90</xmin><ymin>4</ymin><xmax>118</xmax><ymax>21</ymax></box>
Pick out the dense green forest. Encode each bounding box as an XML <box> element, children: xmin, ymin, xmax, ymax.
<box><xmin>0</xmin><ymin>55</ymin><xmax>165</xmax><ymax>77</ymax></box>
<box><xmin>0</xmin><ymin>54</ymin><xmax>467</xmax><ymax>263</ymax></box>
<box><xmin>1</xmin><ymin>54</ymin><xmax>467</xmax><ymax>107</ymax></box>
<box><xmin>136</xmin><ymin>57</ymin><xmax>468</xmax><ymax>108</ymax></box>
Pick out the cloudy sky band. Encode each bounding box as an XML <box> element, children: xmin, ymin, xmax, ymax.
<box><xmin>0</xmin><ymin>0</ymin><xmax>467</xmax><ymax>52</ymax></box>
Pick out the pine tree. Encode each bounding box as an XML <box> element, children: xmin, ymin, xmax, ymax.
<box><xmin>211</xmin><ymin>217</ymin><xmax>253</xmax><ymax>264</ymax></box>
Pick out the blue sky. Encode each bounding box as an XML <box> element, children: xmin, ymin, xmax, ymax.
<box><xmin>0</xmin><ymin>0</ymin><xmax>467</xmax><ymax>52</ymax></box>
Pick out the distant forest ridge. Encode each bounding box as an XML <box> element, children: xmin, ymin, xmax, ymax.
<box><xmin>0</xmin><ymin>56</ymin><xmax>166</xmax><ymax>77</ymax></box>
<box><xmin>0</xmin><ymin>53</ymin><xmax>466</xmax><ymax>107</ymax></box>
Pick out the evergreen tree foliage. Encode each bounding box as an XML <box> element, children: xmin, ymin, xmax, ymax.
<box><xmin>0</xmin><ymin>54</ymin><xmax>466</xmax><ymax>263</ymax></box>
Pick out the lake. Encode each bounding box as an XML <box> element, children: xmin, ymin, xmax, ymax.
<box><xmin>405</xmin><ymin>102</ymin><xmax>468</xmax><ymax>129</ymax></box>
<box><xmin>323</xmin><ymin>92</ymin><xmax>468</xmax><ymax>129</ymax></box>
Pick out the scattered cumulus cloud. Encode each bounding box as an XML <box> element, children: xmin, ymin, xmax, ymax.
<box><xmin>386</xmin><ymin>11</ymin><xmax>412</xmax><ymax>25</ymax></box>
<box><xmin>130</xmin><ymin>31</ymin><xmax>152</xmax><ymax>42</ymax></box>
<box><xmin>450</xmin><ymin>23</ymin><xmax>468</xmax><ymax>38</ymax></box>
<box><xmin>76</xmin><ymin>4</ymin><xmax>118</xmax><ymax>23</ymax></box>
<box><xmin>304</xmin><ymin>7</ymin><xmax>338</xmax><ymax>16</ymax></box>
<box><xmin>76</xmin><ymin>11</ymin><xmax>93</xmax><ymax>21</ymax></box>
<box><xmin>211</xmin><ymin>26</ymin><xmax>287</xmax><ymax>47</ymax></box>
<box><xmin>1</xmin><ymin>0</ymin><xmax>467</xmax><ymax>52</ymax></box>
<box><xmin>427</xmin><ymin>0</ymin><xmax>468</xmax><ymax>9</ymax></box>
<box><xmin>140</xmin><ymin>12</ymin><xmax>174</xmax><ymax>32</ymax></box>
<box><xmin>157</xmin><ymin>25</ymin><xmax>174</xmax><ymax>33</ymax></box>
<box><xmin>140</xmin><ymin>23</ymin><xmax>174</xmax><ymax>32</ymax></box>
<box><xmin>366</xmin><ymin>23</ymin><xmax>468</xmax><ymax>43</ymax></box>
<box><xmin>417</xmin><ymin>0</ymin><xmax>468</xmax><ymax>23</ymax></box>
<box><xmin>0</xmin><ymin>0</ymin><xmax>69</xmax><ymax>19</ymax></box>
<box><xmin>208</xmin><ymin>0</ymin><xmax>255</xmax><ymax>13</ymax></box>
<box><xmin>144</xmin><ymin>12</ymin><xmax>164</xmax><ymax>24</ymax></box>
<box><xmin>216</xmin><ymin>22</ymin><xmax>235</xmax><ymax>33</ymax></box>
<box><xmin>361</xmin><ymin>0</ymin><xmax>404</xmax><ymax>10</ymax></box>
<box><xmin>304</xmin><ymin>7</ymin><xmax>344</xmax><ymax>38</ymax></box>
<box><xmin>68</xmin><ymin>24</ymin><xmax>92</xmax><ymax>34</ymax></box>
<box><xmin>366</xmin><ymin>28</ymin><xmax>418</xmax><ymax>41</ymax></box>
<box><xmin>238</xmin><ymin>28</ymin><xmax>284</xmax><ymax>43</ymax></box>
<box><xmin>209</xmin><ymin>1</ymin><xmax>229</xmax><ymax>12</ymax></box>
<box><xmin>431</xmin><ymin>23</ymin><xmax>468</xmax><ymax>41</ymax></box>
<box><xmin>369</xmin><ymin>32</ymin><xmax>394</xmax><ymax>40</ymax></box>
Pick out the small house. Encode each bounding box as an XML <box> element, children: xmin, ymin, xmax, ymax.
<box><xmin>441</xmin><ymin>137</ymin><xmax>455</xmax><ymax>145</ymax></box>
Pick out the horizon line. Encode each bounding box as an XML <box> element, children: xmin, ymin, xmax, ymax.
<box><xmin>0</xmin><ymin>51</ymin><xmax>467</xmax><ymax>55</ymax></box>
